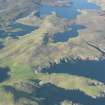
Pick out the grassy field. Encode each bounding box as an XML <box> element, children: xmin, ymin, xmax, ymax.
<box><xmin>0</xmin><ymin>10</ymin><xmax>105</xmax><ymax>105</ymax></box>
<box><xmin>0</xmin><ymin>69</ymin><xmax>105</xmax><ymax>105</ymax></box>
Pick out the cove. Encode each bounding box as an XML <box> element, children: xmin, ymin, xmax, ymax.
<box><xmin>4</xmin><ymin>82</ymin><xmax>105</xmax><ymax>105</ymax></box>
<box><xmin>53</xmin><ymin>24</ymin><xmax>86</xmax><ymax>42</ymax></box>
<box><xmin>39</xmin><ymin>0</ymin><xmax>100</xmax><ymax>19</ymax></box>
<box><xmin>36</xmin><ymin>83</ymin><xmax>105</xmax><ymax>105</ymax></box>
<box><xmin>42</xmin><ymin>59</ymin><xmax>105</xmax><ymax>83</ymax></box>
<box><xmin>0</xmin><ymin>23</ymin><xmax>37</xmax><ymax>39</ymax></box>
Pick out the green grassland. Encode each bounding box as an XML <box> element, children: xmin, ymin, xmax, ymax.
<box><xmin>0</xmin><ymin>11</ymin><xmax>104</xmax><ymax>70</ymax></box>
<box><xmin>0</xmin><ymin>10</ymin><xmax>105</xmax><ymax>105</ymax></box>
<box><xmin>0</xmin><ymin>70</ymin><xmax>105</xmax><ymax>105</ymax></box>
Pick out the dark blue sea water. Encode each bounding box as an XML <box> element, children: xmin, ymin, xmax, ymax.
<box><xmin>0</xmin><ymin>23</ymin><xmax>36</xmax><ymax>39</ymax></box>
<box><xmin>42</xmin><ymin>59</ymin><xmax>105</xmax><ymax>105</ymax></box>
<box><xmin>43</xmin><ymin>59</ymin><xmax>105</xmax><ymax>83</ymax></box>
<box><xmin>39</xmin><ymin>0</ymin><xmax>100</xmax><ymax>42</ymax></box>
<box><xmin>4</xmin><ymin>82</ymin><xmax>105</xmax><ymax>105</ymax></box>
<box><xmin>36</xmin><ymin>83</ymin><xmax>105</xmax><ymax>105</ymax></box>
<box><xmin>0</xmin><ymin>0</ymin><xmax>105</xmax><ymax>104</ymax></box>
<box><xmin>0</xmin><ymin>67</ymin><xmax>10</xmax><ymax>82</ymax></box>
<box><xmin>53</xmin><ymin>24</ymin><xmax>86</xmax><ymax>42</ymax></box>
<box><xmin>39</xmin><ymin>0</ymin><xmax>105</xmax><ymax>104</ymax></box>
<box><xmin>39</xmin><ymin>0</ymin><xmax>100</xmax><ymax>19</ymax></box>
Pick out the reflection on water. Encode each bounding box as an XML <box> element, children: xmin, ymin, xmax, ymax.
<box><xmin>42</xmin><ymin>59</ymin><xmax>105</xmax><ymax>83</ymax></box>
<box><xmin>0</xmin><ymin>67</ymin><xmax>10</xmax><ymax>83</ymax></box>
<box><xmin>53</xmin><ymin>24</ymin><xmax>86</xmax><ymax>42</ymax></box>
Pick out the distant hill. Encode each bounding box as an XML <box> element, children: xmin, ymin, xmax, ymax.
<box><xmin>0</xmin><ymin>0</ymin><xmax>40</xmax><ymax>30</ymax></box>
<box><xmin>0</xmin><ymin>0</ymin><xmax>71</xmax><ymax>30</ymax></box>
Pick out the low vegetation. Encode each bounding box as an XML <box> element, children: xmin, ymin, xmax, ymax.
<box><xmin>0</xmin><ymin>2</ymin><xmax>105</xmax><ymax>104</ymax></box>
